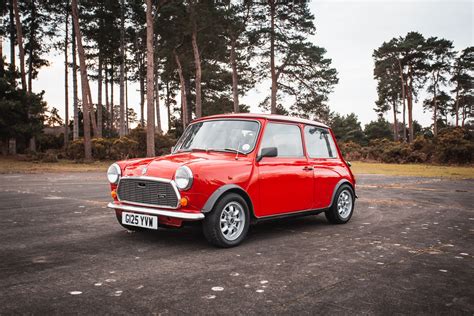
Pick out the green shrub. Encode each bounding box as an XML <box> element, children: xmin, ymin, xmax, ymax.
<box><xmin>434</xmin><ymin>127</ymin><xmax>474</xmax><ymax>164</ymax></box>
<box><xmin>92</xmin><ymin>138</ymin><xmax>113</xmax><ymax>160</ymax></box>
<box><xmin>66</xmin><ymin>139</ymin><xmax>84</xmax><ymax>160</ymax></box>
<box><xmin>339</xmin><ymin>141</ymin><xmax>364</xmax><ymax>161</ymax></box>
<box><xmin>110</xmin><ymin>137</ymin><xmax>140</xmax><ymax>160</ymax></box>
<box><xmin>37</xmin><ymin>133</ymin><xmax>64</xmax><ymax>151</ymax></box>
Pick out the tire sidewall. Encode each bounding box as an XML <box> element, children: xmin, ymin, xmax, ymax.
<box><xmin>332</xmin><ymin>185</ymin><xmax>355</xmax><ymax>223</ymax></box>
<box><xmin>207</xmin><ymin>193</ymin><xmax>250</xmax><ymax>247</ymax></box>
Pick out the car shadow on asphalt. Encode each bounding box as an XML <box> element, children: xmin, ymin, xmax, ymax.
<box><xmin>110</xmin><ymin>214</ymin><xmax>331</xmax><ymax>249</ymax></box>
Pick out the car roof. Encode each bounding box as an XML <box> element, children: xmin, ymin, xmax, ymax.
<box><xmin>192</xmin><ymin>113</ymin><xmax>329</xmax><ymax>128</ymax></box>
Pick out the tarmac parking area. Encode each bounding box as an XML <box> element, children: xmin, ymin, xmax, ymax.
<box><xmin>0</xmin><ymin>172</ymin><xmax>472</xmax><ymax>314</ymax></box>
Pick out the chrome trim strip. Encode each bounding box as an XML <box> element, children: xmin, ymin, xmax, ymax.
<box><xmin>108</xmin><ymin>202</ymin><xmax>205</xmax><ymax>220</ymax></box>
<box><xmin>116</xmin><ymin>176</ymin><xmax>181</xmax><ymax>209</ymax></box>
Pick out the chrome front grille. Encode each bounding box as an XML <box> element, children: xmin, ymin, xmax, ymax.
<box><xmin>117</xmin><ymin>177</ymin><xmax>179</xmax><ymax>209</ymax></box>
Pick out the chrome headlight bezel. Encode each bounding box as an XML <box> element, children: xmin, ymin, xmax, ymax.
<box><xmin>107</xmin><ymin>163</ymin><xmax>122</xmax><ymax>184</ymax></box>
<box><xmin>174</xmin><ymin>166</ymin><xmax>193</xmax><ymax>191</ymax></box>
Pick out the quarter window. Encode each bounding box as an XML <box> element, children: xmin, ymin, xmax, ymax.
<box><xmin>304</xmin><ymin>126</ymin><xmax>338</xmax><ymax>159</ymax></box>
<box><xmin>259</xmin><ymin>123</ymin><xmax>304</xmax><ymax>157</ymax></box>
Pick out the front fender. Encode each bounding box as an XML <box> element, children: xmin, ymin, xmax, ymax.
<box><xmin>201</xmin><ymin>184</ymin><xmax>253</xmax><ymax>214</ymax></box>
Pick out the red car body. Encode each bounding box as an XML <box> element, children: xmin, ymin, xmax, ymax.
<box><xmin>108</xmin><ymin>113</ymin><xmax>356</xmax><ymax>247</ymax></box>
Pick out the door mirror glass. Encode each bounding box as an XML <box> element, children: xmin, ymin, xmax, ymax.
<box><xmin>257</xmin><ymin>147</ymin><xmax>278</xmax><ymax>162</ymax></box>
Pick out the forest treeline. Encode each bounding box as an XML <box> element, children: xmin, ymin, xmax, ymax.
<box><xmin>1</xmin><ymin>0</ymin><xmax>338</xmax><ymax>159</ymax></box>
<box><xmin>0</xmin><ymin>1</ymin><xmax>472</xmax><ymax>163</ymax></box>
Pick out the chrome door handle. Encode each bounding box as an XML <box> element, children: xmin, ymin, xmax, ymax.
<box><xmin>303</xmin><ymin>166</ymin><xmax>314</xmax><ymax>171</ymax></box>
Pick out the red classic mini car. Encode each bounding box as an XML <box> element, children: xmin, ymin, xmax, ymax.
<box><xmin>107</xmin><ymin>113</ymin><xmax>356</xmax><ymax>247</ymax></box>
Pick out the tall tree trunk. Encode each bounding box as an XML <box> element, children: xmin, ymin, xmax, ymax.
<box><xmin>397</xmin><ymin>59</ymin><xmax>406</xmax><ymax>142</ymax></box>
<box><xmin>432</xmin><ymin>73</ymin><xmax>438</xmax><ymax>137</ymax></box>
<box><xmin>105</xmin><ymin>64</ymin><xmax>109</xmax><ymax>131</ymax></box>
<box><xmin>454</xmin><ymin>80</ymin><xmax>459</xmax><ymax>127</ymax></box>
<box><xmin>97</xmin><ymin>56</ymin><xmax>103</xmax><ymax>137</ymax></box>
<box><xmin>71</xmin><ymin>0</ymin><xmax>92</xmax><ymax>160</ymax></box>
<box><xmin>145</xmin><ymin>0</ymin><xmax>155</xmax><ymax>157</ymax></box>
<box><xmin>191</xmin><ymin>25</ymin><xmax>202</xmax><ymax>118</ymax></box>
<box><xmin>392</xmin><ymin>99</ymin><xmax>398</xmax><ymax>141</ymax></box>
<box><xmin>119</xmin><ymin>0</ymin><xmax>125</xmax><ymax>136</ymax></box>
<box><xmin>402</xmin><ymin>93</ymin><xmax>406</xmax><ymax>142</ymax></box>
<box><xmin>407</xmin><ymin>66</ymin><xmax>414</xmax><ymax>143</ymax></box>
<box><xmin>8</xmin><ymin>0</ymin><xmax>15</xmax><ymax>80</ymax></box>
<box><xmin>64</xmin><ymin>5</ymin><xmax>69</xmax><ymax>146</ymax></box>
<box><xmin>139</xmin><ymin>70</ymin><xmax>145</xmax><ymax>126</ymax></box>
<box><xmin>154</xmin><ymin>68</ymin><xmax>162</xmax><ymax>133</ymax></box>
<box><xmin>72</xmin><ymin>19</ymin><xmax>79</xmax><ymax>140</ymax></box>
<box><xmin>230</xmin><ymin>37</ymin><xmax>239</xmax><ymax>113</ymax></box>
<box><xmin>269</xmin><ymin>0</ymin><xmax>277</xmax><ymax>114</ymax></box>
<box><xmin>12</xmin><ymin>0</ymin><xmax>26</xmax><ymax>91</ymax></box>
<box><xmin>174</xmin><ymin>50</ymin><xmax>187</xmax><ymax>129</ymax></box>
<box><xmin>110</xmin><ymin>64</ymin><xmax>114</xmax><ymax>131</ymax></box>
<box><xmin>86</xmin><ymin>79</ymin><xmax>98</xmax><ymax>137</ymax></box>
<box><xmin>462</xmin><ymin>106</ymin><xmax>466</xmax><ymax>128</ymax></box>
<box><xmin>125</xmin><ymin>73</ymin><xmax>129</xmax><ymax>134</ymax></box>
<box><xmin>27</xmin><ymin>0</ymin><xmax>36</xmax><ymax>93</ymax></box>
<box><xmin>185</xmin><ymin>75</ymin><xmax>192</xmax><ymax>124</ymax></box>
<box><xmin>166</xmin><ymin>81</ymin><xmax>172</xmax><ymax>130</ymax></box>
<box><xmin>0</xmin><ymin>36</ymin><xmax>4</xmax><ymax>77</ymax></box>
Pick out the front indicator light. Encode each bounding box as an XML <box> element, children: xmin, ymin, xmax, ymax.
<box><xmin>180</xmin><ymin>197</ymin><xmax>189</xmax><ymax>207</ymax></box>
<box><xmin>111</xmin><ymin>190</ymin><xmax>117</xmax><ymax>200</ymax></box>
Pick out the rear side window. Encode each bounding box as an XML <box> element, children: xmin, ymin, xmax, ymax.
<box><xmin>259</xmin><ymin>123</ymin><xmax>304</xmax><ymax>157</ymax></box>
<box><xmin>304</xmin><ymin>126</ymin><xmax>338</xmax><ymax>159</ymax></box>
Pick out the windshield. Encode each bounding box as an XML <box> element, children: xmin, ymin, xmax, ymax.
<box><xmin>174</xmin><ymin>120</ymin><xmax>260</xmax><ymax>154</ymax></box>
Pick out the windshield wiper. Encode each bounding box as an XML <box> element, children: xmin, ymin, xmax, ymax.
<box><xmin>223</xmin><ymin>148</ymin><xmax>247</xmax><ymax>155</ymax></box>
<box><xmin>177</xmin><ymin>147</ymin><xmax>208</xmax><ymax>153</ymax></box>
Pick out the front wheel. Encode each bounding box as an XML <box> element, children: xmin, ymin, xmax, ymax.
<box><xmin>202</xmin><ymin>193</ymin><xmax>250</xmax><ymax>248</ymax></box>
<box><xmin>325</xmin><ymin>185</ymin><xmax>355</xmax><ymax>224</ymax></box>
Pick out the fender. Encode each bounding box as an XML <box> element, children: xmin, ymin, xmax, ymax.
<box><xmin>329</xmin><ymin>179</ymin><xmax>356</xmax><ymax>208</ymax></box>
<box><xmin>201</xmin><ymin>184</ymin><xmax>253</xmax><ymax>214</ymax></box>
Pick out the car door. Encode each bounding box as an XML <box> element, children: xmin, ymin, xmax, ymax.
<box><xmin>303</xmin><ymin>125</ymin><xmax>342</xmax><ymax>209</ymax></box>
<box><xmin>256</xmin><ymin>122</ymin><xmax>313</xmax><ymax>217</ymax></box>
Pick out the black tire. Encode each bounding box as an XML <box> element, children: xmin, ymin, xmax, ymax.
<box><xmin>202</xmin><ymin>193</ymin><xmax>250</xmax><ymax>248</ymax></box>
<box><xmin>325</xmin><ymin>184</ymin><xmax>355</xmax><ymax>224</ymax></box>
<box><xmin>115</xmin><ymin>211</ymin><xmax>144</xmax><ymax>231</ymax></box>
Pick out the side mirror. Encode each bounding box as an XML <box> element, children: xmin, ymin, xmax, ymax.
<box><xmin>346</xmin><ymin>160</ymin><xmax>352</xmax><ymax>167</ymax></box>
<box><xmin>171</xmin><ymin>146</ymin><xmax>175</xmax><ymax>153</ymax></box>
<box><xmin>256</xmin><ymin>147</ymin><xmax>278</xmax><ymax>162</ymax></box>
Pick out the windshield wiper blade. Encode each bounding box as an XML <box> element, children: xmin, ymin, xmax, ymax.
<box><xmin>223</xmin><ymin>148</ymin><xmax>246</xmax><ymax>155</ymax></box>
<box><xmin>177</xmin><ymin>147</ymin><xmax>207</xmax><ymax>153</ymax></box>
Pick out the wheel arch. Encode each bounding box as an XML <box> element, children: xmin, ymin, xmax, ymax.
<box><xmin>202</xmin><ymin>184</ymin><xmax>255</xmax><ymax>219</ymax></box>
<box><xmin>329</xmin><ymin>179</ymin><xmax>355</xmax><ymax>208</ymax></box>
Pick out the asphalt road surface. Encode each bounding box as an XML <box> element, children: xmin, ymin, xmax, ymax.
<box><xmin>0</xmin><ymin>172</ymin><xmax>473</xmax><ymax>315</ymax></box>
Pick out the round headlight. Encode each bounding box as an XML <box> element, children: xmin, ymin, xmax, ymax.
<box><xmin>174</xmin><ymin>166</ymin><xmax>193</xmax><ymax>190</ymax></box>
<box><xmin>107</xmin><ymin>163</ymin><xmax>121</xmax><ymax>184</ymax></box>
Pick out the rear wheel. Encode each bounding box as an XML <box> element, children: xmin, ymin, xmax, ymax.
<box><xmin>202</xmin><ymin>193</ymin><xmax>250</xmax><ymax>248</ymax></box>
<box><xmin>325</xmin><ymin>185</ymin><xmax>355</xmax><ymax>224</ymax></box>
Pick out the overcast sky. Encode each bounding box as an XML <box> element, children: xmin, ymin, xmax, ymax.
<box><xmin>4</xmin><ymin>0</ymin><xmax>473</xmax><ymax>131</ymax></box>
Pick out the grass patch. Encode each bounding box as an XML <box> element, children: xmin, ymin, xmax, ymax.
<box><xmin>351</xmin><ymin>161</ymin><xmax>474</xmax><ymax>179</ymax></box>
<box><xmin>0</xmin><ymin>157</ymin><xmax>111</xmax><ymax>174</ymax></box>
<box><xmin>1</xmin><ymin>156</ymin><xmax>473</xmax><ymax>179</ymax></box>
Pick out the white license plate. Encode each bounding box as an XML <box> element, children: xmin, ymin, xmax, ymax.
<box><xmin>122</xmin><ymin>212</ymin><xmax>158</xmax><ymax>229</ymax></box>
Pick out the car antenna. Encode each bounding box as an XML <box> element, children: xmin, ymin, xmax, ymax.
<box><xmin>235</xmin><ymin>138</ymin><xmax>241</xmax><ymax>160</ymax></box>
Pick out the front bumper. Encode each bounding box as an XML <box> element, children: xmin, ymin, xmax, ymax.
<box><xmin>107</xmin><ymin>202</ymin><xmax>205</xmax><ymax>221</ymax></box>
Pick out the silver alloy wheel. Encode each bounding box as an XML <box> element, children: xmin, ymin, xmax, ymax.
<box><xmin>337</xmin><ymin>189</ymin><xmax>353</xmax><ymax>219</ymax></box>
<box><xmin>220</xmin><ymin>201</ymin><xmax>245</xmax><ymax>241</ymax></box>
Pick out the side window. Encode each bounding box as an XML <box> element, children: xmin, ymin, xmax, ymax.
<box><xmin>304</xmin><ymin>126</ymin><xmax>338</xmax><ymax>159</ymax></box>
<box><xmin>259</xmin><ymin>123</ymin><xmax>304</xmax><ymax>157</ymax></box>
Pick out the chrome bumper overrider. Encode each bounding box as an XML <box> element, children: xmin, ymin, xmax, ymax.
<box><xmin>107</xmin><ymin>202</ymin><xmax>205</xmax><ymax>220</ymax></box>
